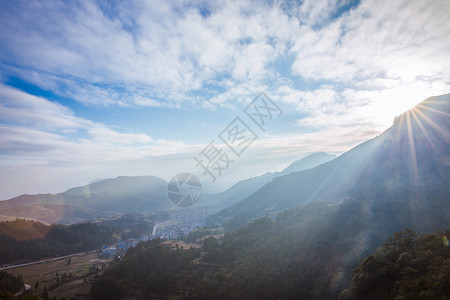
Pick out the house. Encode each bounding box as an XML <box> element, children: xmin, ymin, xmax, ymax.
<box><xmin>101</xmin><ymin>246</ymin><xmax>117</xmax><ymax>258</ymax></box>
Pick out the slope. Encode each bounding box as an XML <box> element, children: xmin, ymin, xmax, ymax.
<box><xmin>213</xmin><ymin>94</ymin><xmax>450</xmax><ymax>232</ymax></box>
<box><xmin>0</xmin><ymin>176</ymin><xmax>170</xmax><ymax>224</ymax></box>
<box><xmin>201</xmin><ymin>152</ymin><xmax>335</xmax><ymax>209</ymax></box>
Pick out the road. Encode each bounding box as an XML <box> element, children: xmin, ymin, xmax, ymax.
<box><xmin>0</xmin><ymin>250</ymin><xmax>97</xmax><ymax>271</ymax></box>
<box><xmin>14</xmin><ymin>284</ymin><xmax>31</xmax><ymax>297</ymax></box>
<box><xmin>152</xmin><ymin>220</ymin><xmax>172</xmax><ymax>236</ymax></box>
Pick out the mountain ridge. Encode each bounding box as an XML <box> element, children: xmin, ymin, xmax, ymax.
<box><xmin>201</xmin><ymin>152</ymin><xmax>335</xmax><ymax>208</ymax></box>
<box><xmin>211</xmin><ymin>93</ymin><xmax>450</xmax><ymax>231</ymax></box>
<box><xmin>0</xmin><ymin>175</ymin><xmax>170</xmax><ymax>224</ymax></box>
<box><xmin>0</xmin><ymin>154</ymin><xmax>336</xmax><ymax>224</ymax></box>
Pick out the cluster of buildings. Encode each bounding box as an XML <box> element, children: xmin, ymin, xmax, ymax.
<box><xmin>100</xmin><ymin>207</ymin><xmax>217</xmax><ymax>258</ymax></box>
<box><xmin>153</xmin><ymin>223</ymin><xmax>190</xmax><ymax>240</ymax></box>
<box><xmin>101</xmin><ymin>234</ymin><xmax>150</xmax><ymax>258</ymax></box>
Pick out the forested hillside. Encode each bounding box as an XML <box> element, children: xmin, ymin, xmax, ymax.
<box><xmin>212</xmin><ymin>95</ymin><xmax>450</xmax><ymax>229</ymax></box>
<box><xmin>90</xmin><ymin>216</ymin><xmax>450</xmax><ymax>299</ymax></box>
<box><xmin>91</xmin><ymin>239</ymin><xmax>203</xmax><ymax>299</ymax></box>
<box><xmin>0</xmin><ymin>219</ymin><xmax>114</xmax><ymax>264</ymax></box>
<box><xmin>339</xmin><ymin>228</ymin><xmax>450</xmax><ymax>299</ymax></box>
<box><xmin>0</xmin><ymin>176</ymin><xmax>169</xmax><ymax>224</ymax></box>
<box><xmin>0</xmin><ymin>271</ymin><xmax>24</xmax><ymax>295</ymax></box>
<box><xmin>0</xmin><ymin>216</ymin><xmax>154</xmax><ymax>264</ymax></box>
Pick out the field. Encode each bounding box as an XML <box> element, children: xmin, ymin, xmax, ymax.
<box><xmin>161</xmin><ymin>240</ymin><xmax>202</xmax><ymax>249</ymax></box>
<box><xmin>6</xmin><ymin>252</ymin><xmax>109</xmax><ymax>299</ymax></box>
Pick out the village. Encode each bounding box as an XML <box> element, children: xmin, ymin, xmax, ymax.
<box><xmin>100</xmin><ymin>209</ymin><xmax>208</xmax><ymax>258</ymax></box>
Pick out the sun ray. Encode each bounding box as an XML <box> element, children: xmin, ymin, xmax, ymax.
<box><xmin>405</xmin><ymin>111</ymin><xmax>419</xmax><ymax>183</ymax></box>
<box><xmin>412</xmin><ymin>106</ymin><xmax>450</xmax><ymax>142</ymax></box>
<box><xmin>409</xmin><ymin>108</ymin><xmax>436</xmax><ymax>151</ymax></box>
<box><xmin>416</xmin><ymin>103</ymin><xmax>450</xmax><ymax>118</ymax></box>
<box><xmin>395</xmin><ymin>113</ymin><xmax>407</xmax><ymax>139</ymax></box>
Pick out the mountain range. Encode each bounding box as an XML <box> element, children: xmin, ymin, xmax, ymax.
<box><xmin>0</xmin><ymin>176</ymin><xmax>170</xmax><ymax>224</ymax></box>
<box><xmin>0</xmin><ymin>152</ymin><xmax>334</xmax><ymax>224</ymax></box>
<box><xmin>212</xmin><ymin>94</ymin><xmax>450</xmax><ymax>234</ymax></box>
<box><xmin>201</xmin><ymin>152</ymin><xmax>335</xmax><ymax>209</ymax></box>
<box><xmin>189</xmin><ymin>93</ymin><xmax>450</xmax><ymax>298</ymax></box>
<box><xmin>1</xmin><ymin>93</ymin><xmax>448</xmax><ymax>236</ymax></box>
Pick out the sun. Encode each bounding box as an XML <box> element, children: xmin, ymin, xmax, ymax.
<box><xmin>366</xmin><ymin>82</ymin><xmax>447</xmax><ymax>130</ymax></box>
<box><xmin>386</xmin><ymin>85</ymin><xmax>433</xmax><ymax>117</ymax></box>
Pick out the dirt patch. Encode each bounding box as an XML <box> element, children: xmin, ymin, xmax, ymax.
<box><xmin>162</xmin><ymin>240</ymin><xmax>201</xmax><ymax>249</ymax></box>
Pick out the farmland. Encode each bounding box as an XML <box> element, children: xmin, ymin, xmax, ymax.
<box><xmin>6</xmin><ymin>252</ymin><xmax>109</xmax><ymax>299</ymax></box>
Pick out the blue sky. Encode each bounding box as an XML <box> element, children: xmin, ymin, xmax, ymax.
<box><xmin>0</xmin><ymin>0</ymin><xmax>449</xmax><ymax>199</ymax></box>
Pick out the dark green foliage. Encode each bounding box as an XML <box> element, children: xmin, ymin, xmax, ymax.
<box><xmin>89</xmin><ymin>206</ymin><xmax>450</xmax><ymax>300</ymax></box>
<box><xmin>96</xmin><ymin>214</ymin><xmax>155</xmax><ymax>240</ymax></box>
<box><xmin>90</xmin><ymin>239</ymin><xmax>204</xmax><ymax>299</ymax></box>
<box><xmin>202</xmin><ymin>236</ymin><xmax>219</xmax><ymax>251</ymax></box>
<box><xmin>0</xmin><ymin>215</ymin><xmax>155</xmax><ymax>264</ymax></box>
<box><xmin>0</xmin><ymin>219</ymin><xmax>114</xmax><ymax>264</ymax></box>
<box><xmin>183</xmin><ymin>227</ymin><xmax>222</xmax><ymax>243</ymax></box>
<box><xmin>191</xmin><ymin>215</ymin><xmax>332</xmax><ymax>299</ymax></box>
<box><xmin>0</xmin><ymin>271</ymin><xmax>24</xmax><ymax>294</ymax></box>
<box><xmin>339</xmin><ymin>228</ymin><xmax>450</xmax><ymax>300</ymax></box>
<box><xmin>90</xmin><ymin>276</ymin><xmax>127</xmax><ymax>300</ymax></box>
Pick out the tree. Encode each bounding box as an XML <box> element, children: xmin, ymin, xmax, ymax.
<box><xmin>339</xmin><ymin>228</ymin><xmax>450</xmax><ymax>300</ymax></box>
<box><xmin>202</xmin><ymin>236</ymin><xmax>219</xmax><ymax>251</ymax></box>
<box><xmin>0</xmin><ymin>271</ymin><xmax>24</xmax><ymax>294</ymax></box>
<box><xmin>41</xmin><ymin>285</ymin><xmax>48</xmax><ymax>299</ymax></box>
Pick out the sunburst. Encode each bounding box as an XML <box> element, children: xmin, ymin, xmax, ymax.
<box><xmin>395</xmin><ymin>97</ymin><xmax>450</xmax><ymax>184</ymax></box>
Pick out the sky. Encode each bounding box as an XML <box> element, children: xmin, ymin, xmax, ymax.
<box><xmin>0</xmin><ymin>0</ymin><xmax>449</xmax><ymax>200</ymax></box>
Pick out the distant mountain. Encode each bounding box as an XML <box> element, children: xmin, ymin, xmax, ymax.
<box><xmin>0</xmin><ymin>153</ymin><xmax>335</xmax><ymax>224</ymax></box>
<box><xmin>0</xmin><ymin>176</ymin><xmax>170</xmax><ymax>224</ymax></box>
<box><xmin>201</xmin><ymin>152</ymin><xmax>335</xmax><ymax>209</ymax></box>
<box><xmin>282</xmin><ymin>152</ymin><xmax>336</xmax><ymax>175</ymax></box>
<box><xmin>213</xmin><ymin>94</ymin><xmax>450</xmax><ymax>234</ymax></box>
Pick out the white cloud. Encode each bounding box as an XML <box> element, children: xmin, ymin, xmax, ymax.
<box><xmin>0</xmin><ymin>85</ymin><xmax>208</xmax><ymax>198</ymax></box>
<box><xmin>0</xmin><ymin>0</ymin><xmax>297</xmax><ymax>108</ymax></box>
<box><xmin>0</xmin><ymin>85</ymin><xmax>191</xmax><ymax>162</ymax></box>
<box><xmin>0</xmin><ymin>85</ymin><xmax>86</xmax><ymax>130</ymax></box>
<box><xmin>2</xmin><ymin>0</ymin><xmax>447</xmax><ymax>111</ymax></box>
<box><xmin>291</xmin><ymin>0</ymin><xmax>450</xmax><ymax>84</ymax></box>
